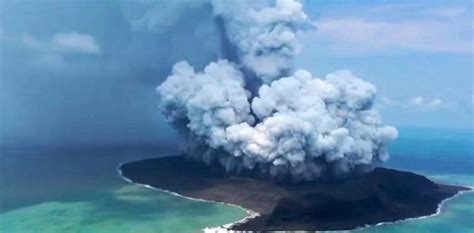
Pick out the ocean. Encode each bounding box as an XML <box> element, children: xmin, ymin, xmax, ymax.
<box><xmin>0</xmin><ymin>128</ymin><xmax>472</xmax><ymax>233</ymax></box>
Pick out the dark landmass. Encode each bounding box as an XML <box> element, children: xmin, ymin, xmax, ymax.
<box><xmin>119</xmin><ymin>155</ymin><xmax>471</xmax><ymax>231</ymax></box>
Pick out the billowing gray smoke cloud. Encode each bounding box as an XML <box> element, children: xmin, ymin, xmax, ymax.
<box><xmin>212</xmin><ymin>0</ymin><xmax>311</xmax><ymax>82</ymax></box>
<box><xmin>157</xmin><ymin>0</ymin><xmax>398</xmax><ymax>181</ymax></box>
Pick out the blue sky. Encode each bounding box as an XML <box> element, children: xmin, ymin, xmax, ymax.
<box><xmin>298</xmin><ymin>0</ymin><xmax>473</xmax><ymax>129</ymax></box>
<box><xmin>0</xmin><ymin>0</ymin><xmax>472</xmax><ymax>147</ymax></box>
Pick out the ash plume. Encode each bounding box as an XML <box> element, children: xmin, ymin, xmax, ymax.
<box><xmin>157</xmin><ymin>0</ymin><xmax>398</xmax><ymax>181</ymax></box>
<box><xmin>211</xmin><ymin>0</ymin><xmax>311</xmax><ymax>82</ymax></box>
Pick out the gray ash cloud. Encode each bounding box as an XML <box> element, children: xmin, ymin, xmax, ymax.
<box><xmin>157</xmin><ymin>0</ymin><xmax>397</xmax><ymax>181</ymax></box>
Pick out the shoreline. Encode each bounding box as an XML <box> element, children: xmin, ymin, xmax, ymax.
<box><xmin>116</xmin><ymin>157</ymin><xmax>472</xmax><ymax>232</ymax></box>
<box><xmin>116</xmin><ymin>161</ymin><xmax>260</xmax><ymax>232</ymax></box>
<box><xmin>358</xmin><ymin>186</ymin><xmax>472</xmax><ymax>231</ymax></box>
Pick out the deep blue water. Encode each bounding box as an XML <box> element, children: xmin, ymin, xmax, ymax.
<box><xmin>387</xmin><ymin>127</ymin><xmax>474</xmax><ymax>175</ymax></box>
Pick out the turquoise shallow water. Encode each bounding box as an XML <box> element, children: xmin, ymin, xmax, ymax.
<box><xmin>0</xmin><ymin>149</ymin><xmax>247</xmax><ymax>233</ymax></box>
<box><xmin>0</xmin><ymin>185</ymin><xmax>247</xmax><ymax>233</ymax></box>
<box><xmin>0</xmin><ymin>128</ymin><xmax>473</xmax><ymax>233</ymax></box>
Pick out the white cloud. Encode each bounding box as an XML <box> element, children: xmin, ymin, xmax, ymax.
<box><xmin>409</xmin><ymin>96</ymin><xmax>443</xmax><ymax>110</ymax></box>
<box><xmin>312</xmin><ymin>18</ymin><xmax>471</xmax><ymax>54</ymax></box>
<box><xmin>380</xmin><ymin>96</ymin><xmax>396</xmax><ymax>106</ymax></box>
<box><xmin>51</xmin><ymin>32</ymin><xmax>100</xmax><ymax>54</ymax></box>
<box><xmin>21</xmin><ymin>32</ymin><xmax>100</xmax><ymax>54</ymax></box>
<box><xmin>306</xmin><ymin>4</ymin><xmax>472</xmax><ymax>55</ymax></box>
<box><xmin>376</xmin><ymin>96</ymin><xmax>402</xmax><ymax>111</ymax></box>
<box><xmin>380</xmin><ymin>95</ymin><xmax>444</xmax><ymax>111</ymax></box>
<box><xmin>20</xmin><ymin>32</ymin><xmax>100</xmax><ymax>69</ymax></box>
<box><xmin>410</xmin><ymin>96</ymin><xmax>425</xmax><ymax>105</ymax></box>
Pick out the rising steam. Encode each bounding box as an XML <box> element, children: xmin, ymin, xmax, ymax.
<box><xmin>157</xmin><ymin>0</ymin><xmax>398</xmax><ymax>181</ymax></box>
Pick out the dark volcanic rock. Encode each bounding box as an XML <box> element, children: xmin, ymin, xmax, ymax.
<box><xmin>119</xmin><ymin>155</ymin><xmax>470</xmax><ymax>231</ymax></box>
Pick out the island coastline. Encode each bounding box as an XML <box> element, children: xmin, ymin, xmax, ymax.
<box><xmin>117</xmin><ymin>155</ymin><xmax>471</xmax><ymax>232</ymax></box>
<box><xmin>117</xmin><ymin>161</ymin><xmax>261</xmax><ymax>231</ymax></box>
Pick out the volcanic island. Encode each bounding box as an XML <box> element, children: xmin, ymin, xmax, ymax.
<box><xmin>118</xmin><ymin>155</ymin><xmax>470</xmax><ymax>231</ymax></box>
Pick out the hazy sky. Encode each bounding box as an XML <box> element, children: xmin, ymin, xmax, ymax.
<box><xmin>0</xmin><ymin>0</ymin><xmax>472</xmax><ymax>148</ymax></box>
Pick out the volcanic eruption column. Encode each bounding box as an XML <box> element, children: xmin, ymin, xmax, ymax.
<box><xmin>157</xmin><ymin>0</ymin><xmax>398</xmax><ymax>181</ymax></box>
